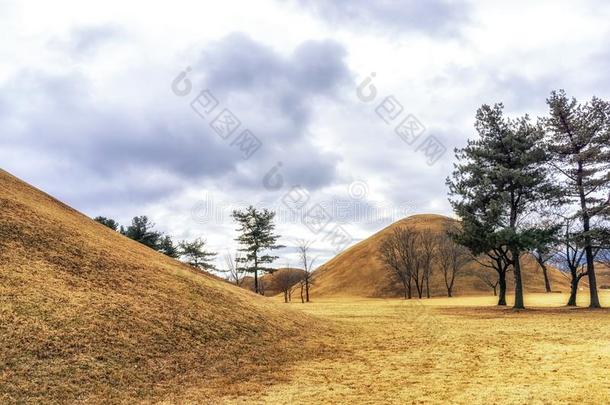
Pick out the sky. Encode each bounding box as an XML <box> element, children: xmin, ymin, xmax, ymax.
<box><xmin>1</xmin><ymin>0</ymin><xmax>610</xmax><ymax>268</ymax></box>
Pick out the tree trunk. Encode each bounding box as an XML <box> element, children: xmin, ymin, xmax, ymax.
<box><xmin>447</xmin><ymin>287</ymin><xmax>452</xmax><ymax>298</ymax></box>
<box><xmin>567</xmin><ymin>277</ymin><xmax>578</xmax><ymax>307</ymax></box>
<box><xmin>413</xmin><ymin>276</ymin><xmax>423</xmax><ymax>299</ymax></box>
<box><xmin>498</xmin><ymin>272</ymin><xmax>507</xmax><ymax>306</ymax></box>
<box><xmin>300</xmin><ymin>284</ymin><xmax>304</xmax><ymax>303</ymax></box>
<box><xmin>541</xmin><ymin>264</ymin><xmax>552</xmax><ymax>293</ymax></box>
<box><xmin>407</xmin><ymin>280</ymin><xmax>412</xmax><ymax>299</ymax></box>
<box><xmin>305</xmin><ymin>278</ymin><xmax>310</xmax><ymax>303</ymax></box>
<box><xmin>254</xmin><ymin>269</ymin><xmax>259</xmax><ymax>295</ymax></box>
<box><xmin>535</xmin><ymin>254</ymin><xmax>552</xmax><ymax>293</ymax></box>
<box><xmin>284</xmin><ymin>291</ymin><xmax>288</xmax><ymax>303</ymax></box>
<box><xmin>492</xmin><ymin>285</ymin><xmax>497</xmax><ymax>296</ymax></box>
<box><xmin>584</xmin><ymin>241</ymin><xmax>601</xmax><ymax>308</ymax></box>
<box><xmin>508</xmin><ymin>189</ymin><xmax>525</xmax><ymax>309</ymax></box>
<box><xmin>512</xmin><ymin>248</ymin><xmax>525</xmax><ymax>309</ymax></box>
<box><xmin>576</xmin><ymin>161</ymin><xmax>601</xmax><ymax>308</ymax></box>
<box><xmin>425</xmin><ymin>275</ymin><xmax>431</xmax><ymax>298</ymax></box>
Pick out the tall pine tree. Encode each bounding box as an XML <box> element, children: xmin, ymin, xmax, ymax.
<box><xmin>231</xmin><ymin>206</ymin><xmax>283</xmax><ymax>294</ymax></box>
<box><xmin>544</xmin><ymin>90</ymin><xmax>610</xmax><ymax>308</ymax></box>
<box><xmin>448</xmin><ymin>103</ymin><xmax>558</xmax><ymax>309</ymax></box>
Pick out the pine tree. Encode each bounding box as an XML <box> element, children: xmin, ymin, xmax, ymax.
<box><xmin>94</xmin><ymin>216</ymin><xmax>120</xmax><ymax>231</ymax></box>
<box><xmin>231</xmin><ymin>206</ymin><xmax>283</xmax><ymax>295</ymax></box>
<box><xmin>122</xmin><ymin>216</ymin><xmax>162</xmax><ymax>250</ymax></box>
<box><xmin>544</xmin><ymin>90</ymin><xmax>610</xmax><ymax>308</ymax></box>
<box><xmin>158</xmin><ymin>235</ymin><xmax>180</xmax><ymax>258</ymax></box>
<box><xmin>179</xmin><ymin>238</ymin><xmax>217</xmax><ymax>270</ymax></box>
<box><xmin>448</xmin><ymin>103</ymin><xmax>559</xmax><ymax>309</ymax></box>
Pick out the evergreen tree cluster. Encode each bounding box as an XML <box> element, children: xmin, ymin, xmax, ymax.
<box><xmin>448</xmin><ymin>90</ymin><xmax>610</xmax><ymax>309</ymax></box>
<box><xmin>94</xmin><ymin>215</ymin><xmax>217</xmax><ymax>270</ymax></box>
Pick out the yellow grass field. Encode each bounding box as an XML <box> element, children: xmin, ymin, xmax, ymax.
<box><xmin>227</xmin><ymin>292</ymin><xmax>610</xmax><ymax>404</ymax></box>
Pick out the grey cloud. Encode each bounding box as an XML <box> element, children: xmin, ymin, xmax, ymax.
<box><xmin>289</xmin><ymin>0</ymin><xmax>471</xmax><ymax>37</ymax></box>
<box><xmin>48</xmin><ymin>24</ymin><xmax>125</xmax><ymax>57</ymax></box>
<box><xmin>199</xmin><ymin>33</ymin><xmax>351</xmax><ymax>95</ymax></box>
<box><xmin>0</xmin><ymin>33</ymin><xmax>352</xmax><ymax>214</ymax></box>
<box><xmin>193</xmin><ymin>32</ymin><xmax>352</xmax><ymax>186</ymax></box>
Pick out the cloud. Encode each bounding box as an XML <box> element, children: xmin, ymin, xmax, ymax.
<box><xmin>0</xmin><ymin>32</ymin><xmax>352</xmax><ymax>218</ymax></box>
<box><xmin>48</xmin><ymin>24</ymin><xmax>125</xmax><ymax>57</ymax></box>
<box><xmin>289</xmin><ymin>0</ymin><xmax>472</xmax><ymax>37</ymax></box>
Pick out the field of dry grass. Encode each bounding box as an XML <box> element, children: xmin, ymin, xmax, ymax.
<box><xmin>228</xmin><ymin>292</ymin><xmax>610</xmax><ymax>404</ymax></box>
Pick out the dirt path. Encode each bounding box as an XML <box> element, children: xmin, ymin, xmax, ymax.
<box><xmin>226</xmin><ymin>293</ymin><xmax>610</xmax><ymax>404</ymax></box>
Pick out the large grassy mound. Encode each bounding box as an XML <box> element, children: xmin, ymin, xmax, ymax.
<box><xmin>0</xmin><ymin>169</ymin><xmax>324</xmax><ymax>403</ymax></box>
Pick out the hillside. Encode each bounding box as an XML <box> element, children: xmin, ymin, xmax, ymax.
<box><xmin>311</xmin><ymin>214</ymin><xmax>572</xmax><ymax>298</ymax></box>
<box><xmin>0</xmin><ymin>170</ymin><xmax>326</xmax><ymax>403</ymax></box>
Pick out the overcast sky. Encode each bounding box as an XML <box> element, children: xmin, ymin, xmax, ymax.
<box><xmin>1</xmin><ymin>0</ymin><xmax>610</xmax><ymax>268</ymax></box>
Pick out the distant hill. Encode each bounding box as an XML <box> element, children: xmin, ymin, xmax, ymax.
<box><xmin>0</xmin><ymin>169</ymin><xmax>322</xmax><ymax>403</ymax></box>
<box><xmin>311</xmin><ymin>214</ymin><xmax>572</xmax><ymax>298</ymax></box>
<box><xmin>241</xmin><ymin>267</ymin><xmax>305</xmax><ymax>297</ymax></box>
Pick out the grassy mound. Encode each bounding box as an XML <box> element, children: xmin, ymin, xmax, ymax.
<box><xmin>0</xmin><ymin>170</ymin><xmax>326</xmax><ymax>403</ymax></box>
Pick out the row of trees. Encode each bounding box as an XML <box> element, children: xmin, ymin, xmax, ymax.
<box><xmin>379</xmin><ymin>225</ymin><xmax>470</xmax><ymax>299</ymax></box>
<box><xmin>447</xmin><ymin>90</ymin><xmax>610</xmax><ymax>309</ymax></box>
<box><xmin>96</xmin><ymin>207</ymin><xmax>315</xmax><ymax>302</ymax></box>
<box><xmin>94</xmin><ymin>215</ymin><xmax>217</xmax><ymax>270</ymax></box>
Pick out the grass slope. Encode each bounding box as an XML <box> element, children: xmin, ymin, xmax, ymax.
<box><xmin>0</xmin><ymin>169</ymin><xmax>327</xmax><ymax>403</ymax></box>
<box><xmin>311</xmin><ymin>214</ymin><xmax>572</xmax><ymax>298</ymax></box>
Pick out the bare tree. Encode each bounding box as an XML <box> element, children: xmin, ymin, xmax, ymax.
<box><xmin>275</xmin><ymin>268</ymin><xmax>305</xmax><ymax>303</ymax></box>
<box><xmin>296</xmin><ymin>239</ymin><xmax>317</xmax><ymax>303</ymax></box>
<box><xmin>379</xmin><ymin>229</ymin><xmax>413</xmax><ymax>299</ymax></box>
<box><xmin>223</xmin><ymin>252</ymin><xmax>245</xmax><ymax>286</ymax></box>
<box><xmin>477</xmin><ymin>271</ymin><xmax>499</xmax><ymax>296</ymax></box>
<box><xmin>552</xmin><ymin>216</ymin><xmax>589</xmax><ymax>306</ymax></box>
<box><xmin>436</xmin><ymin>233</ymin><xmax>470</xmax><ymax>297</ymax></box>
<box><xmin>380</xmin><ymin>227</ymin><xmax>424</xmax><ymax>298</ymax></box>
<box><xmin>418</xmin><ymin>229</ymin><xmax>437</xmax><ymax>298</ymax></box>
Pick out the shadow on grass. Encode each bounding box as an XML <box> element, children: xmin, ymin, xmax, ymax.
<box><xmin>436</xmin><ymin>305</ymin><xmax>610</xmax><ymax>319</ymax></box>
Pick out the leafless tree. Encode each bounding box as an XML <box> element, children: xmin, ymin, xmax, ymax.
<box><xmin>379</xmin><ymin>229</ymin><xmax>413</xmax><ymax>299</ymax></box>
<box><xmin>477</xmin><ymin>271</ymin><xmax>499</xmax><ymax>296</ymax></box>
<box><xmin>418</xmin><ymin>229</ymin><xmax>437</xmax><ymax>298</ymax></box>
<box><xmin>552</xmin><ymin>216</ymin><xmax>589</xmax><ymax>306</ymax></box>
<box><xmin>296</xmin><ymin>239</ymin><xmax>317</xmax><ymax>303</ymax></box>
<box><xmin>436</xmin><ymin>233</ymin><xmax>470</xmax><ymax>297</ymax></box>
<box><xmin>223</xmin><ymin>252</ymin><xmax>245</xmax><ymax>286</ymax></box>
<box><xmin>380</xmin><ymin>226</ymin><xmax>424</xmax><ymax>298</ymax></box>
<box><xmin>275</xmin><ymin>268</ymin><xmax>305</xmax><ymax>303</ymax></box>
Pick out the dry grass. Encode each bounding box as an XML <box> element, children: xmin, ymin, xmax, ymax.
<box><xmin>229</xmin><ymin>292</ymin><xmax>610</xmax><ymax>404</ymax></box>
<box><xmin>3</xmin><ymin>169</ymin><xmax>610</xmax><ymax>404</ymax></box>
<box><xmin>0</xmin><ymin>169</ymin><xmax>333</xmax><ymax>403</ymax></box>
